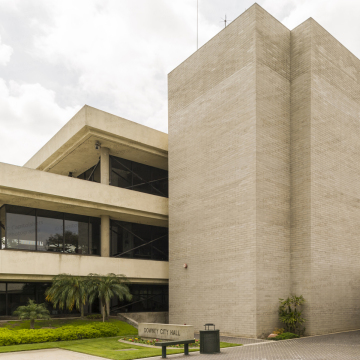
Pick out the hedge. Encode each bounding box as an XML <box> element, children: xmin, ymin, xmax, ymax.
<box><xmin>0</xmin><ymin>323</ymin><xmax>119</xmax><ymax>346</ymax></box>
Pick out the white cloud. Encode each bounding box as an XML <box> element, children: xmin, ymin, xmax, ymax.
<box><xmin>30</xmin><ymin>0</ymin><xmax>218</xmax><ymax>132</ymax></box>
<box><xmin>261</xmin><ymin>0</ymin><xmax>360</xmax><ymax>59</ymax></box>
<box><xmin>1</xmin><ymin>0</ymin><xmax>360</xmax><ymax>166</ymax></box>
<box><xmin>0</xmin><ymin>78</ymin><xmax>80</xmax><ymax>165</ymax></box>
<box><xmin>0</xmin><ymin>36</ymin><xmax>13</xmax><ymax>66</ymax></box>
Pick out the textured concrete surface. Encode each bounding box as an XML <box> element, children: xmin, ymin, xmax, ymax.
<box><xmin>169</xmin><ymin>3</ymin><xmax>291</xmax><ymax>338</ymax></box>
<box><xmin>291</xmin><ymin>18</ymin><xmax>360</xmax><ymax>335</ymax></box>
<box><xmin>146</xmin><ymin>330</ymin><xmax>360</xmax><ymax>359</ymax></box>
<box><xmin>169</xmin><ymin>2</ymin><xmax>360</xmax><ymax>337</ymax></box>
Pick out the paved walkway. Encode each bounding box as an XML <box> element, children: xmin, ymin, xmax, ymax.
<box><xmin>0</xmin><ymin>330</ymin><xmax>359</xmax><ymax>359</ymax></box>
<box><xmin>0</xmin><ymin>348</ymin><xmax>105</xmax><ymax>360</ymax></box>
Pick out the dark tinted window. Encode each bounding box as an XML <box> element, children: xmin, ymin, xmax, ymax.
<box><xmin>64</xmin><ymin>214</ymin><xmax>89</xmax><ymax>254</ymax></box>
<box><xmin>110</xmin><ymin>220</ymin><xmax>168</xmax><ymax>261</ymax></box>
<box><xmin>37</xmin><ymin>210</ymin><xmax>63</xmax><ymax>253</ymax></box>
<box><xmin>0</xmin><ymin>206</ymin><xmax>5</xmax><ymax>250</ymax></box>
<box><xmin>89</xmin><ymin>217</ymin><xmax>101</xmax><ymax>255</ymax></box>
<box><xmin>6</xmin><ymin>206</ymin><xmax>36</xmax><ymax>251</ymax></box>
<box><xmin>77</xmin><ymin>161</ymin><xmax>100</xmax><ymax>183</ymax></box>
<box><xmin>112</xmin><ymin>284</ymin><xmax>168</xmax><ymax>313</ymax></box>
<box><xmin>2</xmin><ymin>205</ymin><xmax>100</xmax><ymax>256</ymax></box>
<box><xmin>110</xmin><ymin>156</ymin><xmax>168</xmax><ymax>197</ymax></box>
<box><xmin>0</xmin><ymin>283</ymin><xmax>6</xmax><ymax>316</ymax></box>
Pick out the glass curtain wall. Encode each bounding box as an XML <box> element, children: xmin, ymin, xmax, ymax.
<box><xmin>110</xmin><ymin>156</ymin><xmax>168</xmax><ymax>197</ymax></box>
<box><xmin>111</xmin><ymin>284</ymin><xmax>168</xmax><ymax>313</ymax></box>
<box><xmin>110</xmin><ymin>220</ymin><xmax>168</xmax><ymax>261</ymax></box>
<box><xmin>0</xmin><ymin>205</ymin><xmax>5</xmax><ymax>249</ymax></box>
<box><xmin>1</xmin><ymin>205</ymin><xmax>100</xmax><ymax>255</ymax></box>
<box><xmin>0</xmin><ymin>282</ymin><xmax>80</xmax><ymax>316</ymax></box>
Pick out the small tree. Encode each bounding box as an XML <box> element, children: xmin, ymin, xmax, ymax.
<box><xmin>278</xmin><ymin>295</ymin><xmax>306</xmax><ymax>335</ymax></box>
<box><xmin>87</xmin><ymin>273</ymin><xmax>132</xmax><ymax>322</ymax></box>
<box><xmin>45</xmin><ymin>274</ymin><xmax>88</xmax><ymax>318</ymax></box>
<box><xmin>13</xmin><ymin>299</ymin><xmax>50</xmax><ymax>329</ymax></box>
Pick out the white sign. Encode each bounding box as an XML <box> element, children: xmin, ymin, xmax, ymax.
<box><xmin>138</xmin><ymin>323</ymin><xmax>194</xmax><ymax>341</ymax></box>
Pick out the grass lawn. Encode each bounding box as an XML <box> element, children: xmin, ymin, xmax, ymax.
<box><xmin>0</xmin><ymin>337</ymin><xmax>240</xmax><ymax>359</ymax></box>
<box><xmin>0</xmin><ymin>318</ymin><xmax>240</xmax><ymax>359</ymax></box>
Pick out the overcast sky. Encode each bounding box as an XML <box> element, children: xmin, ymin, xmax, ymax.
<box><xmin>0</xmin><ymin>0</ymin><xmax>359</xmax><ymax>166</ymax></box>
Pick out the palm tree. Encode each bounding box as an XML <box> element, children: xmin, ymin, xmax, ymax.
<box><xmin>87</xmin><ymin>273</ymin><xmax>132</xmax><ymax>322</ymax></box>
<box><xmin>13</xmin><ymin>299</ymin><xmax>50</xmax><ymax>329</ymax></box>
<box><xmin>45</xmin><ymin>274</ymin><xmax>88</xmax><ymax>318</ymax></box>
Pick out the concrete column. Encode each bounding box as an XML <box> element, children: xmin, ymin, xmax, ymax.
<box><xmin>101</xmin><ymin>215</ymin><xmax>110</xmax><ymax>257</ymax></box>
<box><xmin>100</xmin><ymin>147</ymin><xmax>110</xmax><ymax>185</ymax></box>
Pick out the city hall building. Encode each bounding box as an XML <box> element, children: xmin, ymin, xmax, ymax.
<box><xmin>1</xmin><ymin>4</ymin><xmax>360</xmax><ymax>338</ymax></box>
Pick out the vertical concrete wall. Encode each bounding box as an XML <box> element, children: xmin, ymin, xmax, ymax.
<box><xmin>255</xmin><ymin>7</ymin><xmax>291</xmax><ymax>338</ymax></box>
<box><xmin>290</xmin><ymin>20</ymin><xmax>313</xmax><ymax>332</ymax></box>
<box><xmin>169</xmin><ymin>4</ymin><xmax>290</xmax><ymax>338</ymax></box>
<box><xmin>291</xmin><ymin>19</ymin><xmax>360</xmax><ymax>335</ymax></box>
<box><xmin>169</xmin><ymin>5</ymin><xmax>257</xmax><ymax>338</ymax></box>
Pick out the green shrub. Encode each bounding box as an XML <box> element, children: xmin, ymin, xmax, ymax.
<box><xmin>86</xmin><ymin>314</ymin><xmax>102</xmax><ymax>319</ymax></box>
<box><xmin>270</xmin><ymin>332</ymin><xmax>300</xmax><ymax>341</ymax></box>
<box><xmin>0</xmin><ymin>323</ymin><xmax>120</xmax><ymax>346</ymax></box>
<box><xmin>279</xmin><ymin>295</ymin><xmax>306</xmax><ymax>335</ymax></box>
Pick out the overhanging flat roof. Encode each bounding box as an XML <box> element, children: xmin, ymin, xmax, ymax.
<box><xmin>24</xmin><ymin>105</ymin><xmax>168</xmax><ymax>177</ymax></box>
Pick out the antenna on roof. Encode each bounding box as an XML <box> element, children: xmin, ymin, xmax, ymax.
<box><xmin>220</xmin><ymin>14</ymin><xmax>231</xmax><ymax>28</ymax></box>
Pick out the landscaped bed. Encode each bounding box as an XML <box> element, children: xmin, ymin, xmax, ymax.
<box><xmin>0</xmin><ymin>318</ymin><xmax>240</xmax><ymax>359</ymax></box>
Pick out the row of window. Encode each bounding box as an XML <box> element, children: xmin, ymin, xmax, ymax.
<box><xmin>0</xmin><ymin>205</ymin><xmax>169</xmax><ymax>261</ymax></box>
<box><xmin>0</xmin><ymin>205</ymin><xmax>100</xmax><ymax>255</ymax></box>
<box><xmin>0</xmin><ymin>282</ymin><xmax>168</xmax><ymax>316</ymax></box>
<box><xmin>77</xmin><ymin>155</ymin><xmax>168</xmax><ymax>198</ymax></box>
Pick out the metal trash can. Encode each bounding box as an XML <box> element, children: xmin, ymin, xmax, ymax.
<box><xmin>200</xmin><ymin>323</ymin><xmax>220</xmax><ymax>354</ymax></box>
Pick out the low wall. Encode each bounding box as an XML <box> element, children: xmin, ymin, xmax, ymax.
<box><xmin>138</xmin><ymin>323</ymin><xmax>194</xmax><ymax>341</ymax></box>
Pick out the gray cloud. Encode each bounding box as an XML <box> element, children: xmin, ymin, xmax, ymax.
<box><xmin>0</xmin><ymin>0</ymin><xmax>359</xmax><ymax>166</ymax></box>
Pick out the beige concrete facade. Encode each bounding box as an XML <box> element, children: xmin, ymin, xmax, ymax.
<box><xmin>0</xmin><ymin>162</ymin><xmax>168</xmax><ymax>226</ymax></box>
<box><xmin>0</xmin><ymin>105</ymin><xmax>169</xmax><ymax>299</ymax></box>
<box><xmin>0</xmin><ymin>250</ymin><xmax>168</xmax><ymax>283</ymax></box>
<box><xmin>169</xmin><ymin>3</ymin><xmax>360</xmax><ymax>338</ymax></box>
<box><xmin>291</xmin><ymin>19</ymin><xmax>360</xmax><ymax>335</ymax></box>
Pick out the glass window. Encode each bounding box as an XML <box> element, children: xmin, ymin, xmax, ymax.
<box><xmin>89</xmin><ymin>217</ymin><xmax>100</xmax><ymax>255</ymax></box>
<box><xmin>0</xmin><ymin>283</ymin><xmax>6</xmax><ymax>316</ymax></box>
<box><xmin>110</xmin><ymin>157</ymin><xmax>132</xmax><ymax>188</ymax></box>
<box><xmin>6</xmin><ymin>206</ymin><xmax>36</xmax><ymax>250</ymax></box>
<box><xmin>0</xmin><ymin>206</ymin><xmax>5</xmax><ymax>249</ymax></box>
<box><xmin>110</xmin><ymin>220</ymin><xmax>168</xmax><ymax>261</ymax></box>
<box><xmin>1</xmin><ymin>205</ymin><xmax>100</xmax><ymax>257</ymax></box>
<box><xmin>64</xmin><ymin>214</ymin><xmax>89</xmax><ymax>254</ymax></box>
<box><xmin>37</xmin><ymin>210</ymin><xmax>64</xmax><ymax>253</ymax></box>
<box><xmin>132</xmin><ymin>162</ymin><xmax>152</xmax><ymax>195</ymax></box>
<box><xmin>77</xmin><ymin>162</ymin><xmax>100</xmax><ymax>183</ymax></box>
<box><xmin>151</xmin><ymin>168</ymin><xmax>168</xmax><ymax>197</ymax></box>
<box><xmin>113</xmin><ymin>284</ymin><xmax>168</xmax><ymax>313</ymax></box>
<box><xmin>110</xmin><ymin>155</ymin><xmax>168</xmax><ymax>198</ymax></box>
<box><xmin>7</xmin><ymin>283</ymin><xmax>36</xmax><ymax>315</ymax></box>
<box><xmin>152</xmin><ymin>226</ymin><xmax>169</xmax><ymax>261</ymax></box>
